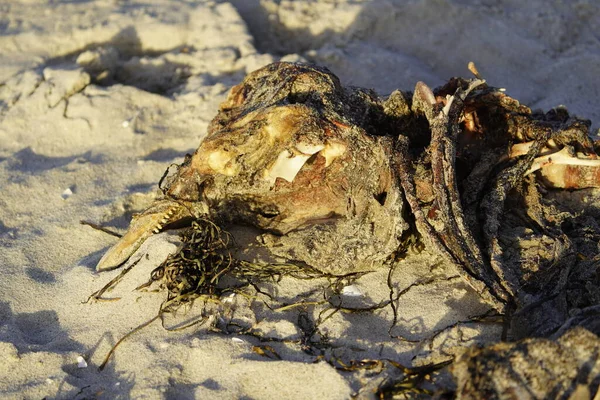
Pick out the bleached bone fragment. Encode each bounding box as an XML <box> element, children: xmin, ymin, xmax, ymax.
<box><xmin>321</xmin><ymin>140</ymin><xmax>347</xmax><ymax>167</ymax></box>
<box><xmin>521</xmin><ymin>146</ymin><xmax>600</xmax><ymax>188</ymax></box>
<box><xmin>265</xmin><ymin>147</ymin><xmax>319</xmax><ymax>185</ymax></box>
<box><xmin>207</xmin><ymin>149</ymin><xmax>238</xmax><ymax>176</ymax></box>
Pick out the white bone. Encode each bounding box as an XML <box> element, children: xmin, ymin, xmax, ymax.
<box><xmin>321</xmin><ymin>141</ymin><xmax>347</xmax><ymax>167</ymax></box>
<box><xmin>265</xmin><ymin>150</ymin><xmax>312</xmax><ymax>185</ymax></box>
<box><xmin>296</xmin><ymin>143</ymin><xmax>325</xmax><ymax>155</ymax></box>
<box><xmin>526</xmin><ymin>147</ymin><xmax>600</xmax><ymax>175</ymax></box>
<box><xmin>207</xmin><ymin>150</ymin><xmax>238</xmax><ymax>176</ymax></box>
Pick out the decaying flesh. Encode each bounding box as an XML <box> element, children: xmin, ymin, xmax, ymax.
<box><xmin>97</xmin><ymin>62</ymin><xmax>600</xmax><ymax>334</ymax></box>
<box><xmin>98</xmin><ymin>62</ymin><xmax>407</xmax><ymax>275</ymax></box>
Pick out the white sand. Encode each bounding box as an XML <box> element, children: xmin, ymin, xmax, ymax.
<box><xmin>1</xmin><ymin>1</ymin><xmax>599</xmax><ymax>398</ymax></box>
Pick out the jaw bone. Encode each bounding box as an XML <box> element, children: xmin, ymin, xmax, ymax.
<box><xmin>96</xmin><ymin>200</ymin><xmax>202</xmax><ymax>271</ymax></box>
<box><xmin>97</xmin><ymin>62</ymin><xmax>407</xmax><ymax>273</ymax></box>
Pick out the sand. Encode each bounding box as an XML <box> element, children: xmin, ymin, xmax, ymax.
<box><xmin>1</xmin><ymin>1</ymin><xmax>600</xmax><ymax>398</ymax></box>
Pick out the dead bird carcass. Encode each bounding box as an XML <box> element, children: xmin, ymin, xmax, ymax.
<box><xmin>96</xmin><ymin>62</ymin><xmax>600</xmax><ymax>329</ymax></box>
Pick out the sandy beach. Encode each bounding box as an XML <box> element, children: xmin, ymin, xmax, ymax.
<box><xmin>1</xmin><ymin>1</ymin><xmax>600</xmax><ymax>398</ymax></box>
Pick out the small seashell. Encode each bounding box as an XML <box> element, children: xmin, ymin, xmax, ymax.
<box><xmin>221</xmin><ymin>292</ymin><xmax>236</xmax><ymax>304</ymax></box>
<box><xmin>341</xmin><ymin>285</ymin><xmax>363</xmax><ymax>297</ymax></box>
<box><xmin>61</xmin><ymin>187</ymin><xmax>73</xmax><ymax>200</ymax></box>
<box><xmin>77</xmin><ymin>355</ymin><xmax>88</xmax><ymax>368</ymax></box>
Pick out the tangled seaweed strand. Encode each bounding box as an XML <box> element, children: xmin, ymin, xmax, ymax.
<box><xmin>96</xmin><ymin>216</ymin><xmax>499</xmax><ymax>387</ymax></box>
<box><xmin>150</xmin><ymin>219</ymin><xmax>234</xmax><ymax>299</ymax></box>
<box><xmin>99</xmin><ymin>218</ymin><xmax>339</xmax><ymax>369</ymax></box>
<box><xmin>97</xmin><ymin>216</ymin><xmax>488</xmax><ymax>397</ymax></box>
<box><xmin>146</xmin><ymin>219</ymin><xmax>344</xmax><ymax>311</ymax></box>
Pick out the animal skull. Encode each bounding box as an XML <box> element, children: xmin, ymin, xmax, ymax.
<box><xmin>97</xmin><ymin>63</ymin><xmax>407</xmax><ymax>274</ymax></box>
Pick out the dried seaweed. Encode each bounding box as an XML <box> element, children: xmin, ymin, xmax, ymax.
<box><xmin>376</xmin><ymin>358</ymin><xmax>454</xmax><ymax>399</ymax></box>
<box><xmin>93</xmin><ymin>217</ymin><xmax>370</xmax><ymax>368</ymax></box>
<box><xmin>145</xmin><ymin>218</ymin><xmax>367</xmax><ymax>307</ymax></box>
<box><xmin>80</xmin><ymin>220</ymin><xmax>122</xmax><ymax>238</ymax></box>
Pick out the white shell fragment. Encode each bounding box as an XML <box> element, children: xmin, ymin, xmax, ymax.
<box><xmin>61</xmin><ymin>187</ymin><xmax>73</xmax><ymax>200</ymax></box>
<box><xmin>221</xmin><ymin>292</ymin><xmax>236</xmax><ymax>304</ymax></box>
<box><xmin>341</xmin><ymin>285</ymin><xmax>363</xmax><ymax>297</ymax></box>
<box><xmin>77</xmin><ymin>355</ymin><xmax>88</xmax><ymax>368</ymax></box>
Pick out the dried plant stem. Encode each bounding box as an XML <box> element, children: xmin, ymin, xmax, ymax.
<box><xmin>99</xmin><ymin>315</ymin><xmax>160</xmax><ymax>371</ymax></box>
